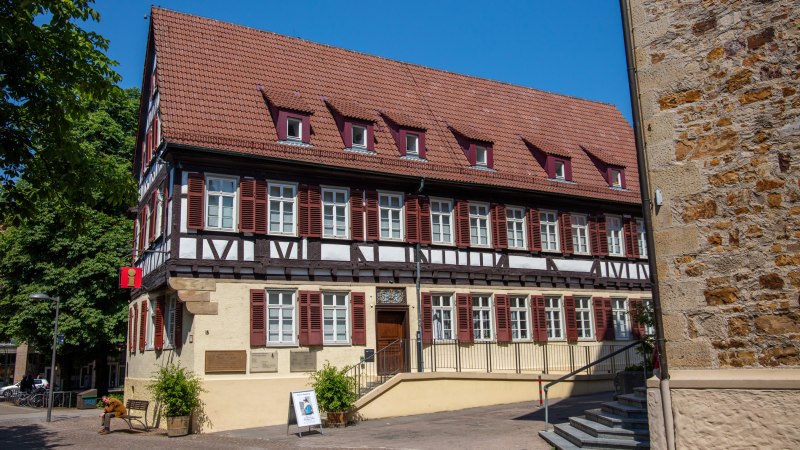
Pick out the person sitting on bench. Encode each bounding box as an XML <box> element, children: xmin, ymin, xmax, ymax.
<box><xmin>99</xmin><ymin>395</ymin><xmax>127</xmax><ymax>434</ymax></box>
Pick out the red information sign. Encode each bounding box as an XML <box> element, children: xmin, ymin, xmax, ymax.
<box><xmin>119</xmin><ymin>267</ymin><xmax>142</xmax><ymax>289</ymax></box>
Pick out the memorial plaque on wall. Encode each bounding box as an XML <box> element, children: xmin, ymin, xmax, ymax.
<box><xmin>205</xmin><ymin>350</ymin><xmax>247</xmax><ymax>374</ymax></box>
<box><xmin>250</xmin><ymin>351</ymin><xmax>278</xmax><ymax>373</ymax></box>
<box><xmin>377</xmin><ymin>287</ymin><xmax>406</xmax><ymax>304</ymax></box>
<box><xmin>290</xmin><ymin>351</ymin><xmax>317</xmax><ymax>372</ymax></box>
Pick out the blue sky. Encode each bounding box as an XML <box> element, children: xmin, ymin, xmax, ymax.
<box><xmin>86</xmin><ymin>0</ymin><xmax>632</xmax><ymax>123</ymax></box>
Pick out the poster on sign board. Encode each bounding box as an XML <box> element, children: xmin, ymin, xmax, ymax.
<box><xmin>287</xmin><ymin>389</ymin><xmax>322</xmax><ymax>434</ymax></box>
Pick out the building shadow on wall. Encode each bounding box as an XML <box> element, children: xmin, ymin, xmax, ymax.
<box><xmin>513</xmin><ymin>391</ymin><xmax>611</xmax><ymax>423</ymax></box>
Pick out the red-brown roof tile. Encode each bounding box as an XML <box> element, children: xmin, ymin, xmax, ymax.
<box><xmin>324</xmin><ymin>98</ymin><xmax>376</xmax><ymax>122</ymax></box>
<box><xmin>580</xmin><ymin>144</ymin><xmax>627</xmax><ymax>168</ymax></box>
<box><xmin>259</xmin><ymin>87</ymin><xmax>314</xmax><ymax>114</ymax></box>
<box><xmin>151</xmin><ymin>8</ymin><xmax>640</xmax><ymax>205</ymax></box>
<box><xmin>380</xmin><ymin>109</ymin><xmax>427</xmax><ymax>130</ymax></box>
<box><xmin>521</xmin><ymin>135</ymin><xmax>573</xmax><ymax>158</ymax></box>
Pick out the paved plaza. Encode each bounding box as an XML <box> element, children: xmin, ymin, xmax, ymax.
<box><xmin>0</xmin><ymin>392</ymin><xmax>610</xmax><ymax>449</ymax></box>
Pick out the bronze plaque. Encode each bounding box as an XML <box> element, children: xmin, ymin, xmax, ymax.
<box><xmin>290</xmin><ymin>351</ymin><xmax>317</xmax><ymax>372</ymax></box>
<box><xmin>250</xmin><ymin>351</ymin><xmax>278</xmax><ymax>373</ymax></box>
<box><xmin>205</xmin><ymin>350</ymin><xmax>247</xmax><ymax>374</ymax></box>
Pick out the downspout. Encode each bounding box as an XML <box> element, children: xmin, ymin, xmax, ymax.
<box><xmin>619</xmin><ymin>2</ymin><xmax>675</xmax><ymax>449</ymax></box>
<box><xmin>415</xmin><ymin>178</ymin><xmax>425</xmax><ymax>372</ymax></box>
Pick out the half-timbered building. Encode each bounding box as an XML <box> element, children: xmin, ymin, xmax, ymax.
<box><xmin>126</xmin><ymin>8</ymin><xmax>651</xmax><ymax>431</ymax></box>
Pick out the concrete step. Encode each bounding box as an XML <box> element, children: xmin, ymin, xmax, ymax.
<box><xmin>602</xmin><ymin>401</ymin><xmax>648</xmax><ymax>419</ymax></box>
<box><xmin>554</xmin><ymin>423</ymin><xmax>650</xmax><ymax>449</ymax></box>
<box><xmin>570</xmin><ymin>416</ymin><xmax>650</xmax><ymax>441</ymax></box>
<box><xmin>633</xmin><ymin>387</ymin><xmax>647</xmax><ymax>397</ymax></box>
<box><xmin>539</xmin><ymin>430</ymin><xmax>581</xmax><ymax>450</ymax></box>
<box><xmin>618</xmin><ymin>393</ymin><xmax>648</xmax><ymax>408</ymax></box>
<box><xmin>585</xmin><ymin>408</ymin><xmax>649</xmax><ymax>429</ymax></box>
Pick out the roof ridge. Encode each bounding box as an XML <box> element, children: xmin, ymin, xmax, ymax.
<box><xmin>150</xmin><ymin>6</ymin><xmax>623</xmax><ymax>112</ymax></box>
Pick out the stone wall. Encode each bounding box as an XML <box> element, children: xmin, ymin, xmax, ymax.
<box><xmin>630</xmin><ymin>0</ymin><xmax>799</xmax><ymax>369</ymax></box>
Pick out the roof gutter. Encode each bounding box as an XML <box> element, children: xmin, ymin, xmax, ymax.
<box><xmin>619</xmin><ymin>1</ymin><xmax>674</xmax><ymax>449</ymax></box>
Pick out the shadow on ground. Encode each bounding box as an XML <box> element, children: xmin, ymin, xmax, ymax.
<box><xmin>514</xmin><ymin>391</ymin><xmax>611</xmax><ymax>423</ymax></box>
<box><xmin>0</xmin><ymin>424</ymin><xmax>58</xmax><ymax>449</ymax></box>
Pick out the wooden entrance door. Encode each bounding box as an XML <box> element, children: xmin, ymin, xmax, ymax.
<box><xmin>376</xmin><ymin>310</ymin><xmax>407</xmax><ymax>375</ymax></box>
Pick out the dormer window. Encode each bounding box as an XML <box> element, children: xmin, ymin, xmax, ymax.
<box><xmin>352</xmin><ymin>124</ymin><xmax>367</xmax><ymax>148</ymax></box>
<box><xmin>448</xmin><ymin>122</ymin><xmax>493</xmax><ymax>169</ymax></box>
<box><xmin>405</xmin><ymin>133</ymin><xmax>420</xmax><ymax>156</ymax></box>
<box><xmin>381</xmin><ymin>110</ymin><xmax>427</xmax><ymax>160</ymax></box>
<box><xmin>287</xmin><ymin>117</ymin><xmax>302</xmax><ymax>141</ymax></box>
<box><xmin>610</xmin><ymin>168</ymin><xmax>623</xmax><ymax>187</ymax></box>
<box><xmin>325</xmin><ymin>98</ymin><xmax>376</xmax><ymax>152</ymax></box>
<box><xmin>579</xmin><ymin>144</ymin><xmax>628</xmax><ymax>189</ymax></box>
<box><xmin>554</xmin><ymin>160</ymin><xmax>566</xmax><ymax>180</ymax></box>
<box><xmin>475</xmin><ymin>145</ymin><xmax>488</xmax><ymax>167</ymax></box>
<box><xmin>521</xmin><ymin>136</ymin><xmax>572</xmax><ymax>181</ymax></box>
<box><xmin>259</xmin><ymin>87</ymin><xmax>314</xmax><ymax>145</ymax></box>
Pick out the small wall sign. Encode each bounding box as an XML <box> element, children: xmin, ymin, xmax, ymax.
<box><xmin>119</xmin><ymin>267</ymin><xmax>142</xmax><ymax>289</ymax></box>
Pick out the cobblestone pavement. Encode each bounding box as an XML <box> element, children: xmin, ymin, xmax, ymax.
<box><xmin>0</xmin><ymin>392</ymin><xmax>611</xmax><ymax>449</ymax></box>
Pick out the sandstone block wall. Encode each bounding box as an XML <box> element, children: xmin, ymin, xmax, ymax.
<box><xmin>630</xmin><ymin>0</ymin><xmax>799</xmax><ymax>369</ymax></box>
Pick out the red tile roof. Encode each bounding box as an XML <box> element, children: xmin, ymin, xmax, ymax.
<box><xmin>151</xmin><ymin>8</ymin><xmax>641</xmax><ymax>205</ymax></box>
<box><xmin>380</xmin><ymin>109</ymin><xmax>427</xmax><ymax>130</ymax></box>
<box><xmin>580</xmin><ymin>144</ymin><xmax>628</xmax><ymax>168</ymax></box>
<box><xmin>324</xmin><ymin>98</ymin><xmax>376</xmax><ymax>123</ymax></box>
<box><xmin>521</xmin><ymin>135</ymin><xmax>573</xmax><ymax>158</ymax></box>
<box><xmin>259</xmin><ymin>87</ymin><xmax>314</xmax><ymax>114</ymax></box>
<box><xmin>447</xmin><ymin>121</ymin><xmax>494</xmax><ymax>144</ymax></box>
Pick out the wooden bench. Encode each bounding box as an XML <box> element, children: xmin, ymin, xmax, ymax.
<box><xmin>115</xmin><ymin>399</ymin><xmax>150</xmax><ymax>431</ymax></box>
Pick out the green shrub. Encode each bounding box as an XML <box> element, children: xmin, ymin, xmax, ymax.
<box><xmin>309</xmin><ymin>362</ymin><xmax>357</xmax><ymax>412</ymax></box>
<box><xmin>148</xmin><ymin>363</ymin><xmax>205</xmax><ymax>417</ymax></box>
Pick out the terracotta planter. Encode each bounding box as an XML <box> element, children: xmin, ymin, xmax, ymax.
<box><xmin>166</xmin><ymin>415</ymin><xmax>190</xmax><ymax>437</ymax></box>
<box><xmin>326</xmin><ymin>411</ymin><xmax>347</xmax><ymax>427</ymax></box>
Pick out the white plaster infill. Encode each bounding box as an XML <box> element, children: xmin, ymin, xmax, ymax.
<box><xmin>647</xmin><ymin>368</ymin><xmax>800</xmax><ymax>390</ymax></box>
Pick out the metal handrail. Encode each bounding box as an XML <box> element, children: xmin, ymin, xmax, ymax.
<box><xmin>543</xmin><ymin>340</ymin><xmax>646</xmax><ymax>432</ymax></box>
<box><xmin>347</xmin><ymin>338</ymin><xmax>405</xmax><ymax>398</ymax></box>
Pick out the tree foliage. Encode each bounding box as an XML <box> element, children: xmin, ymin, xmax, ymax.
<box><xmin>0</xmin><ymin>0</ymin><xmax>132</xmax><ymax>221</ymax></box>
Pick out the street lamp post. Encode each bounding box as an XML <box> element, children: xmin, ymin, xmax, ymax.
<box><xmin>30</xmin><ymin>293</ymin><xmax>60</xmax><ymax>423</ymax></box>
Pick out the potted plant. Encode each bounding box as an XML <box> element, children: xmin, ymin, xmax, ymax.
<box><xmin>309</xmin><ymin>362</ymin><xmax>357</xmax><ymax>426</ymax></box>
<box><xmin>148</xmin><ymin>363</ymin><xmax>205</xmax><ymax>436</ymax></box>
<box><xmin>615</xmin><ymin>302</ymin><xmax>655</xmax><ymax>395</ymax></box>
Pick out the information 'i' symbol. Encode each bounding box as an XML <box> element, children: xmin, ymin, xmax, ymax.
<box><xmin>127</xmin><ymin>268</ymin><xmax>137</xmax><ymax>286</ymax></box>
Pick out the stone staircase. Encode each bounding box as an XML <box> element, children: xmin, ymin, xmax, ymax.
<box><xmin>539</xmin><ymin>387</ymin><xmax>650</xmax><ymax>449</ymax></box>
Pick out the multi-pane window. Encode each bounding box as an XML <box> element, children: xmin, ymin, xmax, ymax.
<box><xmin>379</xmin><ymin>193</ymin><xmax>403</xmax><ymax>240</ymax></box>
<box><xmin>432</xmin><ymin>294</ymin><xmax>454</xmax><ymax>340</ymax></box>
<box><xmin>267</xmin><ymin>290</ymin><xmax>295</xmax><ymax>344</ymax></box>
<box><xmin>287</xmin><ymin>117</ymin><xmax>302</xmax><ymax>141</ymax></box>
<box><xmin>540</xmin><ymin>210</ymin><xmax>559</xmax><ymax>252</ymax></box>
<box><xmin>506</xmin><ymin>207</ymin><xmax>527</xmax><ymax>249</ymax></box>
<box><xmin>323</xmin><ymin>292</ymin><xmax>349</xmax><ymax>343</ymax></box>
<box><xmin>165</xmin><ymin>296</ymin><xmax>176</xmax><ymax>347</ymax></box>
<box><xmin>610</xmin><ymin>169</ymin><xmax>622</xmax><ymax>187</ymax></box>
<box><xmin>154</xmin><ymin>187</ymin><xmax>164</xmax><ymax>240</ymax></box>
<box><xmin>510</xmin><ymin>296</ymin><xmax>529</xmax><ymax>340</ymax></box>
<box><xmin>637</xmin><ymin>219</ymin><xmax>647</xmax><ymax>257</ymax></box>
<box><xmin>147</xmin><ymin>298</ymin><xmax>156</xmax><ymax>349</ymax></box>
<box><xmin>206</xmin><ymin>176</ymin><xmax>237</xmax><ymax>231</ymax></box>
<box><xmin>607</xmin><ymin>215</ymin><xmax>624</xmax><ymax>256</ymax></box>
<box><xmin>475</xmin><ymin>145</ymin><xmax>488</xmax><ymax>166</ymax></box>
<box><xmin>352</xmin><ymin>125</ymin><xmax>367</xmax><ymax>148</ymax></box>
<box><xmin>555</xmin><ymin>160</ymin><xmax>565</xmax><ymax>179</ymax></box>
<box><xmin>571</xmin><ymin>214</ymin><xmax>589</xmax><ymax>254</ymax></box>
<box><xmin>576</xmin><ymin>297</ymin><xmax>593</xmax><ymax>339</ymax></box>
<box><xmin>642</xmin><ymin>298</ymin><xmax>655</xmax><ymax>336</ymax></box>
<box><xmin>431</xmin><ymin>199</ymin><xmax>453</xmax><ymax>244</ymax></box>
<box><xmin>612</xmin><ymin>298</ymin><xmax>631</xmax><ymax>340</ymax></box>
<box><xmin>144</xmin><ymin>204</ymin><xmax>152</xmax><ymax>247</ymax></box>
<box><xmin>470</xmin><ymin>203</ymin><xmax>490</xmax><ymax>246</ymax></box>
<box><xmin>322</xmin><ymin>188</ymin><xmax>349</xmax><ymax>238</ymax></box>
<box><xmin>544</xmin><ymin>296</ymin><xmax>564</xmax><ymax>340</ymax></box>
<box><xmin>472</xmin><ymin>295</ymin><xmax>492</xmax><ymax>341</ymax></box>
<box><xmin>269</xmin><ymin>183</ymin><xmax>296</xmax><ymax>235</ymax></box>
<box><xmin>406</xmin><ymin>133</ymin><xmax>419</xmax><ymax>156</ymax></box>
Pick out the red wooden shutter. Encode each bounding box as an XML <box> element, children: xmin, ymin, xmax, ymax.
<box><xmin>592</xmin><ymin>297</ymin><xmax>605</xmax><ymax>341</ymax></box>
<box><xmin>494</xmin><ymin>294</ymin><xmax>511</xmax><ymax>343</ymax></box>
<box><xmin>365</xmin><ymin>190</ymin><xmax>379</xmax><ymax>240</ymax></box>
<box><xmin>148</xmin><ymin>194</ymin><xmax>157</xmax><ymax>242</ymax></box>
<box><xmin>298</xmin><ymin>185</ymin><xmax>310</xmax><ymax>236</ymax></box>
<box><xmin>298</xmin><ymin>185</ymin><xmax>322</xmax><ymax>238</ymax></box>
<box><xmin>628</xmin><ymin>298</ymin><xmax>645</xmax><ymax>340</ymax></box>
<box><xmin>604</xmin><ymin>298</ymin><xmax>615</xmax><ymax>340</ymax></box>
<box><xmin>128</xmin><ymin>307</ymin><xmax>134</xmax><ymax>353</ymax></box>
<box><xmin>527</xmin><ymin>208</ymin><xmax>542</xmax><ymax>252</ymax></box>
<box><xmin>455</xmin><ymin>200</ymin><xmax>471</xmax><ymax>248</ymax></box>
<box><xmin>139</xmin><ymin>301</ymin><xmax>147</xmax><ymax>352</ymax></box>
<box><xmin>531</xmin><ymin>295</ymin><xmax>548</xmax><ymax>342</ymax></box>
<box><xmin>418</xmin><ymin>196</ymin><xmax>432</xmax><ymax>244</ymax></box>
<box><xmin>351</xmin><ymin>292</ymin><xmax>366</xmax><ymax>345</ymax></box>
<box><xmin>299</xmin><ymin>291</ymin><xmax>323</xmax><ymax>346</ymax></box>
<box><xmin>133</xmin><ymin>303</ymin><xmax>139</xmax><ymax>353</ymax></box>
<box><xmin>239</xmin><ymin>178</ymin><xmax>256</xmax><ymax>233</ymax></box>
<box><xmin>154</xmin><ymin>296</ymin><xmax>165</xmax><ymax>350</ymax></box>
<box><xmin>590</xmin><ymin>215</ymin><xmax>609</xmax><ymax>256</ymax></box>
<box><xmin>254</xmin><ymin>179</ymin><xmax>267</xmax><ymax>234</ymax></box>
<box><xmin>174</xmin><ymin>302</ymin><xmax>183</xmax><ymax>349</ymax></box>
<box><xmin>186</xmin><ymin>172</ymin><xmax>205</xmax><ymax>230</ymax></box>
<box><xmin>298</xmin><ymin>291</ymin><xmax>310</xmax><ymax>345</ymax></box>
<box><xmin>456</xmin><ymin>293</ymin><xmax>474</xmax><ymax>343</ymax></box>
<box><xmin>491</xmin><ymin>204</ymin><xmax>508</xmax><ymax>249</ymax></box>
<box><xmin>350</xmin><ymin>188</ymin><xmax>365</xmax><ymax>241</ymax></box>
<box><xmin>564</xmin><ymin>296</ymin><xmax>578</xmax><ymax>343</ymax></box>
<box><xmin>421</xmin><ymin>292</ymin><xmax>433</xmax><ymax>344</ymax></box>
<box><xmin>250</xmin><ymin>289</ymin><xmax>266</xmax><ymax>346</ymax></box>
<box><xmin>624</xmin><ymin>217</ymin><xmax>638</xmax><ymax>258</ymax></box>
<box><xmin>406</xmin><ymin>195</ymin><xmax>420</xmax><ymax>243</ymax></box>
<box><xmin>559</xmin><ymin>211</ymin><xmax>573</xmax><ymax>255</ymax></box>
<box><xmin>153</xmin><ymin>113</ymin><xmax>159</xmax><ymax>147</ymax></box>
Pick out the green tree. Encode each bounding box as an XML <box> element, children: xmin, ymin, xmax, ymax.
<box><xmin>0</xmin><ymin>87</ymin><xmax>139</xmax><ymax>395</ymax></box>
<box><xmin>0</xmin><ymin>0</ymin><xmax>131</xmax><ymax>221</ymax></box>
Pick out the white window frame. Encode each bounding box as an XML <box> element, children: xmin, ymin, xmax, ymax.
<box><xmin>144</xmin><ymin>204</ymin><xmax>151</xmax><ymax>248</ymax></box>
<box><xmin>469</xmin><ymin>202</ymin><xmax>491</xmax><ymax>247</ymax></box>
<box><xmin>322</xmin><ymin>292</ymin><xmax>349</xmax><ymax>344</ymax></box>
<box><xmin>154</xmin><ymin>187</ymin><xmax>164</xmax><ymax>240</ymax></box>
<box><xmin>544</xmin><ymin>296</ymin><xmax>564</xmax><ymax>340</ymax></box>
<box><xmin>287</xmin><ymin>117</ymin><xmax>302</xmax><ymax>141</ymax></box>
<box><xmin>554</xmin><ymin>160</ymin><xmax>565</xmax><ymax>180</ymax></box>
<box><xmin>612</xmin><ymin>297</ymin><xmax>631</xmax><ymax>340</ymax></box>
<box><xmin>432</xmin><ymin>294</ymin><xmax>455</xmax><ymax>341</ymax></box>
<box><xmin>475</xmin><ymin>145</ymin><xmax>488</xmax><ymax>166</ymax></box>
<box><xmin>642</xmin><ymin>298</ymin><xmax>655</xmax><ymax>336</ymax></box>
<box><xmin>430</xmin><ymin>198</ymin><xmax>454</xmax><ymax>245</ymax></box>
<box><xmin>610</xmin><ymin>169</ymin><xmax>622</xmax><ymax>187</ymax></box>
<box><xmin>321</xmin><ymin>187</ymin><xmax>350</xmax><ymax>239</ymax></box>
<box><xmin>575</xmin><ymin>297</ymin><xmax>594</xmax><ymax>340</ymax></box>
<box><xmin>268</xmin><ymin>182</ymin><xmax>298</xmax><ymax>236</ymax></box>
<box><xmin>405</xmin><ymin>132</ymin><xmax>419</xmax><ymax>156</ymax></box>
<box><xmin>351</xmin><ymin>124</ymin><xmax>367</xmax><ymax>148</ymax></box>
<box><xmin>146</xmin><ymin>298</ymin><xmax>156</xmax><ymax>350</ymax></box>
<box><xmin>540</xmin><ymin>210</ymin><xmax>560</xmax><ymax>252</ymax></box>
<box><xmin>506</xmin><ymin>206</ymin><xmax>527</xmax><ymax>250</ymax></box>
<box><xmin>510</xmin><ymin>296</ymin><xmax>530</xmax><ymax>341</ymax></box>
<box><xmin>637</xmin><ymin>218</ymin><xmax>648</xmax><ymax>258</ymax></box>
<box><xmin>205</xmin><ymin>175</ymin><xmax>238</xmax><ymax>232</ymax></box>
<box><xmin>161</xmin><ymin>295</ymin><xmax>177</xmax><ymax>348</ymax></box>
<box><xmin>571</xmin><ymin>213</ymin><xmax>590</xmax><ymax>255</ymax></box>
<box><xmin>606</xmin><ymin>215</ymin><xmax>624</xmax><ymax>257</ymax></box>
<box><xmin>472</xmin><ymin>294</ymin><xmax>493</xmax><ymax>341</ymax></box>
<box><xmin>378</xmin><ymin>191</ymin><xmax>404</xmax><ymax>241</ymax></box>
<box><xmin>267</xmin><ymin>290</ymin><xmax>296</xmax><ymax>345</ymax></box>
